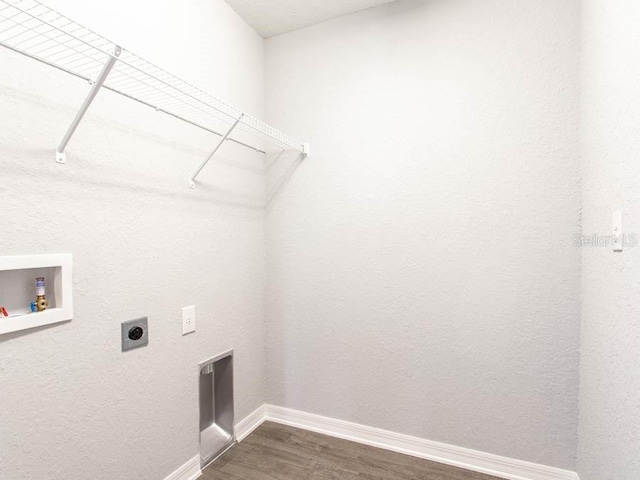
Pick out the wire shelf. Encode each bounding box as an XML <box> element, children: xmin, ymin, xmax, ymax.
<box><xmin>0</xmin><ymin>0</ymin><xmax>307</xmax><ymax>157</ymax></box>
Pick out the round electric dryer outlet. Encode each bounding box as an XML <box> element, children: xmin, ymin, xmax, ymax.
<box><xmin>121</xmin><ymin>317</ymin><xmax>148</xmax><ymax>351</ymax></box>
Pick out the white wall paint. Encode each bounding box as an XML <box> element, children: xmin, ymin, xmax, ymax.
<box><xmin>224</xmin><ymin>0</ymin><xmax>396</xmax><ymax>38</ymax></box>
<box><xmin>577</xmin><ymin>0</ymin><xmax>640</xmax><ymax>478</ymax></box>
<box><xmin>8</xmin><ymin>0</ymin><xmax>634</xmax><ymax>477</ymax></box>
<box><xmin>265</xmin><ymin>0</ymin><xmax>581</xmax><ymax>469</ymax></box>
<box><xmin>0</xmin><ymin>1</ymin><xmax>267</xmax><ymax>479</ymax></box>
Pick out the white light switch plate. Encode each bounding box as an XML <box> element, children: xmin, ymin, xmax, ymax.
<box><xmin>613</xmin><ymin>210</ymin><xmax>623</xmax><ymax>252</ymax></box>
<box><xmin>182</xmin><ymin>305</ymin><xmax>196</xmax><ymax>335</ymax></box>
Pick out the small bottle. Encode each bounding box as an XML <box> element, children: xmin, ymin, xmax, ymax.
<box><xmin>35</xmin><ymin>277</ymin><xmax>48</xmax><ymax>312</ymax></box>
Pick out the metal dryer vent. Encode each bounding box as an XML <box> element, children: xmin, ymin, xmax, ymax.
<box><xmin>199</xmin><ymin>350</ymin><xmax>234</xmax><ymax>468</ymax></box>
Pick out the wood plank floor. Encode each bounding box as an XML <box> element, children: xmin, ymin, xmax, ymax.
<box><xmin>202</xmin><ymin>422</ymin><xmax>505</xmax><ymax>480</ymax></box>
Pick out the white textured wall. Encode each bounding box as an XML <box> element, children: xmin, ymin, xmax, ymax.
<box><xmin>265</xmin><ymin>0</ymin><xmax>581</xmax><ymax>469</ymax></box>
<box><xmin>577</xmin><ymin>1</ymin><xmax>640</xmax><ymax>478</ymax></box>
<box><xmin>0</xmin><ymin>1</ymin><xmax>267</xmax><ymax>479</ymax></box>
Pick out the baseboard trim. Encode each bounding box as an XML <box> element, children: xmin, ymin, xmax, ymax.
<box><xmin>175</xmin><ymin>404</ymin><xmax>579</xmax><ymax>480</ymax></box>
<box><xmin>258</xmin><ymin>405</ymin><xmax>579</xmax><ymax>480</ymax></box>
<box><xmin>236</xmin><ymin>404</ymin><xmax>267</xmax><ymax>441</ymax></box>
<box><xmin>163</xmin><ymin>455</ymin><xmax>200</xmax><ymax>480</ymax></box>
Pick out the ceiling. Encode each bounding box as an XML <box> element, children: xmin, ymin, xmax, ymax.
<box><xmin>225</xmin><ymin>0</ymin><xmax>397</xmax><ymax>38</ymax></box>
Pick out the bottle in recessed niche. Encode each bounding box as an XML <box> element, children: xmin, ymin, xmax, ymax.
<box><xmin>35</xmin><ymin>277</ymin><xmax>48</xmax><ymax>312</ymax></box>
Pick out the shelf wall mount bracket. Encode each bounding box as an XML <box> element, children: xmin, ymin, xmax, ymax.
<box><xmin>55</xmin><ymin>45</ymin><xmax>123</xmax><ymax>164</ymax></box>
<box><xmin>302</xmin><ymin>143</ymin><xmax>310</xmax><ymax>158</ymax></box>
<box><xmin>190</xmin><ymin>113</ymin><xmax>245</xmax><ymax>189</ymax></box>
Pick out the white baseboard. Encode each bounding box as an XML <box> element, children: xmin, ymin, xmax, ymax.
<box><xmin>237</xmin><ymin>404</ymin><xmax>579</xmax><ymax>480</ymax></box>
<box><xmin>166</xmin><ymin>404</ymin><xmax>580</xmax><ymax>480</ymax></box>
<box><xmin>235</xmin><ymin>404</ymin><xmax>267</xmax><ymax>441</ymax></box>
<box><xmin>163</xmin><ymin>455</ymin><xmax>200</xmax><ymax>480</ymax></box>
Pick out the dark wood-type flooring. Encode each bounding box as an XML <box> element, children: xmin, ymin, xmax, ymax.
<box><xmin>202</xmin><ymin>422</ymin><xmax>505</xmax><ymax>480</ymax></box>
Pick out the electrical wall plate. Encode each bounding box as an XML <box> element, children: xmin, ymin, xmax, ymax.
<box><xmin>613</xmin><ymin>209</ymin><xmax>624</xmax><ymax>252</ymax></box>
<box><xmin>182</xmin><ymin>305</ymin><xmax>196</xmax><ymax>335</ymax></box>
<box><xmin>121</xmin><ymin>317</ymin><xmax>148</xmax><ymax>352</ymax></box>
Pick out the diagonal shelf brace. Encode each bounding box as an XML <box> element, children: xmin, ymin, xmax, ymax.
<box><xmin>190</xmin><ymin>113</ymin><xmax>244</xmax><ymax>189</ymax></box>
<box><xmin>55</xmin><ymin>46</ymin><xmax>122</xmax><ymax>164</ymax></box>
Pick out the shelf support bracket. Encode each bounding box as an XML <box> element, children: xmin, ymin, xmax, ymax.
<box><xmin>302</xmin><ymin>143</ymin><xmax>310</xmax><ymax>158</ymax></box>
<box><xmin>55</xmin><ymin>46</ymin><xmax>122</xmax><ymax>164</ymax></box>
<box><xmin>190</xmin><ymin>113</ymin><xmax>244</xmax><ymax>189</ymax></box>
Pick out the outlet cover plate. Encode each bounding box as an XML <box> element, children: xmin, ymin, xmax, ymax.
<box><xmin>613</xmin><ymin>209</ymin><xmax>624</xmax><ymax>252</ymax></box>
<box><xmin>182</xmin><ymin>305</ymin><xmax>196</xmax><ymax>335</ymax></box>
<box><xmin>122</xmin><ymin>317</ymin><xmax>149</xmax><ymax>351</ymax></box>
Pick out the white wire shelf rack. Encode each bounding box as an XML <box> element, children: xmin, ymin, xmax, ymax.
<box><xmin>0</xmin><ymin>0</ymin><xmax>309</xmax><ymax>187</ymax></box>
